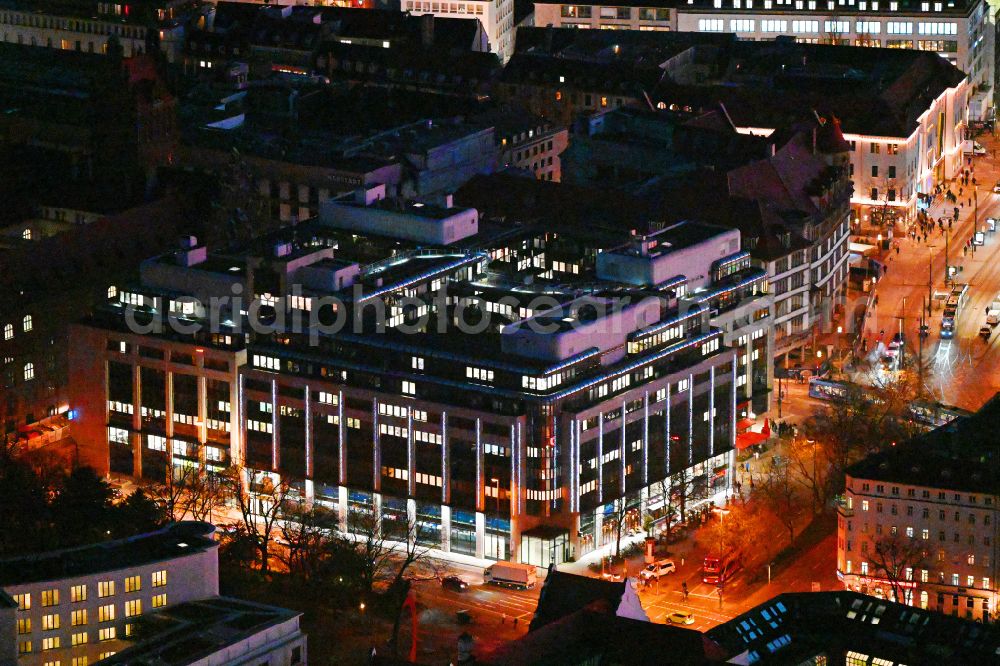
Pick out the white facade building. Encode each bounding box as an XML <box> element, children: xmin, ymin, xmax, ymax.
<box><xmin>404</xmin><ymin>0</ymin><xmax>516</xmax><ymax>62</ymax></box>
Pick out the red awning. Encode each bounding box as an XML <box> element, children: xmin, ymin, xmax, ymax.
<box><xmin>735</xmin><ymin>431</ymin><xmax>769</xmax><ymax>450</ymax></box>
<box><xmin>736</xmin><ymin>418</ymin><xmax>755</xmax><ymax>432</ymax></box>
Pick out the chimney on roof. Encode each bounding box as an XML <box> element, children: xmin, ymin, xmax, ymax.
<box><xmin>421</xmin><ymin>13</ymin><xmax>434</xmax><ymax>48</ymax></box>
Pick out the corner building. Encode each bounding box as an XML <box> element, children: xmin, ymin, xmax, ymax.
<box><xmin>70</xmin><ymin>209</ymin><xmax>767</xmax><ymax>566</ymax></box>
<box><xmin>837</xmin><ymin>394</ymin><xmax>1000</xmax><ymax>621</ymax></box>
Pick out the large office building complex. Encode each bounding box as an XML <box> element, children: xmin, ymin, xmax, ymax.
<box><xmin>69</xmin><ymin>190</ymin><xmax>771</xmax><ymax>566</ymax></box>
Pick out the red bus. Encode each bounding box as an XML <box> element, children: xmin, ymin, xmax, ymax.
<box><xmin>702</xmin><ymin>552</ymin><xmax>740</xmax><ymax>585</ymax></box>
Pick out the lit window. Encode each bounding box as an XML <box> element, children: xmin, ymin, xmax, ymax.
<box><xmin>24</xmin><ymin>362</ymin><xmax>34</xmax><ymax>381</ymax></box>
<box><xmin>18</xmin><ymin>640</ymin><xmax>31</xmax><ymax>655</ymax></box>
<box><xmin>151</xmin><ymin>570</ymin><xmax>167</xmax><ymax>588</ymax></box>
<box><xmin>17</xmin><ymin>618</ymin><xmax>30</xmax><ymax>634</ymax></box>
<box><xmin>151</xmin><ymin>594</ymin><xmax>167</xmax><ymax>608</ymax></box>
<box><xmin>402</xmin><ymin>380</ymin><xmax>416</xmax><ymax>395</ymax></box>
<box><xmin>97</xmin><ymin>581</ymin><xmax>114</xmax><ymax>598</ymax></box>
<box><xmin>98</xmin><ymin>627</ymin><xmax>116</xmax><ymax>642</ymax></box>
<box><xmin>73</xmin><ymin>657</ymin><xmax>89</xmax><ymax>666</ymax></box>
<box><xmin>71</xmin><ymin>585</ymin><xmax>87</xmax><ymax>603</ymax></box>
<box><xmin>41</xmin><ymin>636</ymin><xmax>60</xmax><ymax>651</ymax></box>
<box><xmin>98</xmin><ymin>605</ymin><xmax>115</xmax><ymax>623</ymax></box>
<box><xmin>125</xmin><ymin>599</ymin><xmax>141</xmax><ymax>617</ymax></box>
<box><xmin>71</xmin><ymin>609</ymin><xmax>87</xmax><ymax>626</ymax></box>
<box><xmin>40</xmin><ymin>590</ymin><xmax>58</xmax><ymax>607</ymax></box>
<box><xmin>13</xmin><ymin>593</ymin><xmax>30</xmax><ymax>610</ymax></box>
<box><xmin>72</xmin><ymin>631</ymin><xmax>88</xmax><ymax>646</ymax></box>
<box><xmin>22</xmin><ymin>315</ymin><xmax>32</xmax><ymax>332</ymax></box>
<box><xmin>42</xmin><ymin>614</ymin><xmax>60</xmax><ymax>630</ymax></box>
<box><xmin>124</xmin><ymin>576</ymin><xmax>141</xmax><ymax>593</ymax></box>
<box><xmin>3</xmin><ymin>323</ymin><xmax>12</xmax><ymax>340</ymax></box>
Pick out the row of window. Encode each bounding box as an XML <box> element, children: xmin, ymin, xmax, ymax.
<box><xmin>2</xmin><ymin>315</ymin><xmax>32</xmax><ymax>340</ymax></box>
<box><xmin>12</xmin><ymin>574</ymin><xmax>166</xmax><ymax>611</ymax></box>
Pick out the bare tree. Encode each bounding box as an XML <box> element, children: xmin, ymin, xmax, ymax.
<box><xmin>279</xmin><ymin>502</ymin><xmax>339</xmax><ymax>581</ymax></box>
<box><xmin>788</xmin><ymin>437</ymin><xmax>836</xmax><ymax>516</ymax></box>
<box><xmin>385</xmin><ymin>516</ymin><xmax>431</xmax><ymax>594</ymax></box>
<box><xmin>341</xmin><ymin>510</ymin><xmax>396</xmax><ymax>594</ymax></box>
<box><xmin>869</xmin><ymin>532</ymin><xmax>927</xmax><ymax>604</ymax></box>
<box><xmin>223</xmin><ymin>466</ymin><xmax>291</xmax><ymax>574</ymax></box>
<box><xmin>758</xmin><ymin>459</ymin><xmax>803</xmax><ymax>547</ymax></box>
<box><xmin>147</xmin><ymin>465</ymin><xmax>229</xmax><ymax>522</ymax></box>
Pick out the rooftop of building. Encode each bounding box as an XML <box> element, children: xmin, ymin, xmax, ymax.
<box><xmin>845</xmin><ymin>391</ymin><xmax>1000</xmax><ymax>493</ymax></box>
<box><xmin>97</xmin><ymin>596</ymin><xmax>302</xmax><ymax>666</ymax></box>
<box><xmin>0</xmin><ymin>0</ymin><xmax>194</xmax><ymax>24</ymax></box>
<box><xmin>206</xmin><ymin>2</ymin><xmax>484</xmax><ymax>52</ymax></box>
<box><xmin>605</xmin><ymin>220</ymin><xmax>735</xmax><ymax>258</ymax></box>
<box><xmin>0</xmin><ymin>521</ymin><xmax>216</xmax><ymax>587</ymax></box>
<box><xmin>532</xmin><ymin>0</ymin><xmax>981</xmax><ymax>13</ymax></box>
<box><xmin>509</xmin><ymin>28</ymin><xmax>966</xmax><ymax>138</ymax></box>
<box><xmin>479</xmin><ymin>569</ymin><xmax>717</xmax><ymax>664</ymax></box>
<box><xmin>181</xmin><ymin>84</ymin><xmax>492</xmax><ymax>165</ymax></box>
<box><xmin>706</xmin><ymin>591</ymin><xmax>1000</xmax><ymax>664</ymax></box>
<box><xmin>674</xmin><ymin>0</ymin><xmax>980</xmax><ymax>14</ymax></box>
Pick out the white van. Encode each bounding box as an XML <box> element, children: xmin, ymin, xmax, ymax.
<box><xmin>639</xmin><ymin>559</ymin><xmax>676</xmax><ymax>581</ymax></box>
<box><xmin>483</xmin><ymin>562</ymin><xmax>537</xmax><ymax>589</ymax></box>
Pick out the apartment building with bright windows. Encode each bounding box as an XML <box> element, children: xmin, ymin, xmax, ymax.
<box><xmin>0</xmin><ymin>522</ymin><xmax>219</xmax><ymax>666</ymax></box>
<box><xmin>533</xmin><ymin>0</ymin><xmax>674</xmax><ymax>30</ymax></box>
<box><xmin>837</xmin><ymin>394</ymin><xmax>1000</xmax><ymax>622</ymax></box>
<box><xmin>673</xmin><ymin>0</ymin><xmax>991</xmax><ymax>110</ymax></box>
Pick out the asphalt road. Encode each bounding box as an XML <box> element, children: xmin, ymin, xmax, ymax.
<box><xmin>865</xmin><ymin>134</ymin><xmax>1000</xmax><ymax>411</ymax></box>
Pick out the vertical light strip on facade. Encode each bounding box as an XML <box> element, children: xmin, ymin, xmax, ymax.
<box><xmin>475</xmin><ymin>417</ymin><xmax>483</xmax><ymax>512</ymax></box>
<box><xmin>570</xmin><ymin>418</ymin><xmax>579</xmax><ymax>513</ymax></box>
<box><xmin>407</xmin><ymin>406</ymin><xmax>415</xmax><ymax>496</ymax></box>
<box><xmin>304</xmin><ymin>384</ymin><xmax>312</xmax><ymax>478</ymax></box>
<box><xmin>730</xmin><ymin>360</ymin><xmax>738</xmax><ymax>452</ymax></box>
<box><xmin>664</xmin><ymin>381</ymin><xmax>671</xmax><ymax>478</ymax></box>
<box><xmin>271</xmin><ymin>379</ymin><xmax>279</xmax><ymax>471</ymax></box>
<box><xmin>372</xmin><ymin>398</ymin><xmax>380</xmax><ymax>491</ymax></box>
<box><xmin>619</xmin><ymin>399</ymin><xmax>626</xmax><ymax>497</ymax></box>
<box><xmin>642</xmin><ymin>392</ymin><xmax>649</xmax><ymax>487</ymax></box>
<box><xmin>442</xmin><ymin>412</ymin><xmax>449</xmax><ymax>504</ymax></box>
<box><xmin>509</xmin><ymin>422</ymin><xmax>516</xmax><ymax>513</ymax></box>
<box><xmin>597</xmin><ymin>411</ymin><xmax>604</xmax><ymax>503</ymax></box>
<box><xmin>338</xmin><ymin>390</ymin><xmax>345</xmax><ymax>484</ymax></box>
<box><xmin>237</xmin><ymin>372</ymin><xmax>246</xmax><ymax>466</ymax></box>
<box><xmin>687</xmin><ymin>373</ymin><xmax>694</xmax><ymax>467</ymax></box>
<box><xmin>709</xmin><ymin>367</ymin><xmax>715</xmax><ymax>457</ymax></box>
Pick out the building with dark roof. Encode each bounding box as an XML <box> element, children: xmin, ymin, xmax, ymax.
<box><xmin>706</xmin><ymin>590</ymin><xmax>1000</xmax><ymax>664</ymax></box>
<box><xmin>837</xmin><ymin>392</ymin><xmax>1000</xmax><ymax>622</ymax></box>
<box><xmin>0</xmin><ymin>522</ymin><xmax>219</xmax><ymax>665</ymax></box>
<box><xmin>532</xmin><ymin>0</ymin><xmax>992</xmax><ymax>118</ymax></box>
<box><xmin>477</xmin><ymin>568</ymin><xmax>719</xmax><ymax>664</ymax></box>
<box><xmin>97</xmin><ymin>596</ymin><xmax>306</xmax><ymax>666</ymax></box>
<box><xmin>501</xmin><ymin>27</ymin><xmax>970</xmax><ymax>222</ymax></box>
<box><xmin>0</xmin><ymin>521</ymin><xmax>306</xmax><ymax>665</ymax></box>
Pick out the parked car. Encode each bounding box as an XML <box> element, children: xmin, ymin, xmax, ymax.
<box><xmin>667</xmin><ymin>611</ymin><xmax>695</xmax><ymax>625</ymax></box>
<box><xmin>974</xmin><ymin>142</ymin><xmax>987</xmax><ymax>155</ymax></box>
<box><xmin>979</xmin><ymin>325</ymin><xmax>992</xmax><ymax>340</ymax></box>
<box><xmin>442</xmin><ymin>575</ymin><xmax>469</xmax><ymax>592</ymax></box>
<box><xmin>639</xmin><ymin>559</ymin><xmax>677</xmax><ymax>581</ymax></box>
